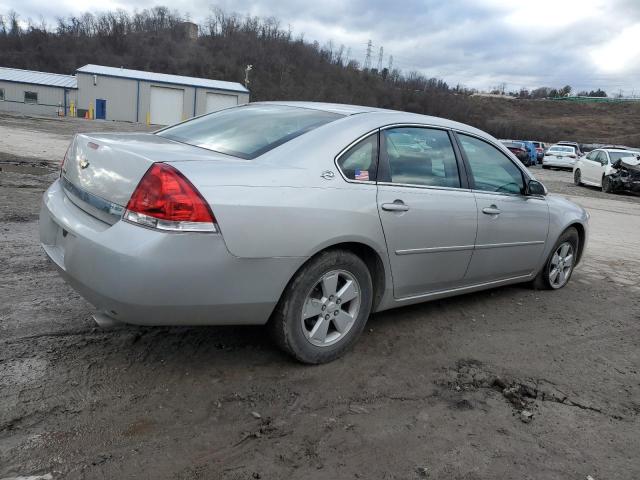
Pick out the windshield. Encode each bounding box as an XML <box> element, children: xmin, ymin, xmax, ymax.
<box><xmin>609</xmin><ymin>151</ymin><xmax>640</xmax><ymax>162</ymax></box>
<box><xmin>158</xmin><ymin>104</ymin><xmax>344</xmax><ymax>159</ymax></box>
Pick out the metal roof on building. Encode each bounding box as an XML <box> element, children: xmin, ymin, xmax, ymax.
<box><xmin>0</xmin><ymin>66</ymin><xmax>77</xmax><ymax>89</ymax></box>
<box><xmin>77</xmin><ymin>64</ymin><xmax>249</xmax><ymax>93</ymax></box>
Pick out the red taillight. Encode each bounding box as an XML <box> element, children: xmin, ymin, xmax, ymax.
<box><xmin>124</xmin><ymin>163</ymin><xmax>217</xmax><ymax>232</ymax></box>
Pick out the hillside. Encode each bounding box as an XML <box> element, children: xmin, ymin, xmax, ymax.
<box><xmin>1</xmin><ymin>6</ymin><xmax>638</xmax><ymax>146</ymax></box>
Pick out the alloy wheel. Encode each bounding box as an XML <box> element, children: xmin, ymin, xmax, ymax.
<box><xmin>549</xmin><ymin>242</ymin><xmax>574</xmax><ymax>289</ymax></box>
<box><xmin>300</xmin><ymin>270</ymin><xmax>361</xmax><ymax>347</ymax></box>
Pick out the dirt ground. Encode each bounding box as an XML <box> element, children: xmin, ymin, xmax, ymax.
<box><xmin>1</xmin><ymin>113</ymin><xmax>639</xmax><ymax>480</ymax></box>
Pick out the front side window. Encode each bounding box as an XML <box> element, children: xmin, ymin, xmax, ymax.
<box><xmin>383</xmin><ymin>127</ymin><xmax>460</xmax><ymax>188</ymax></box>
<box><xmin>458</xmin><ymin>134</ymin><xmax>525</xmax><ymax>195</ymax></box>
<box><xmin>596</xmin><ymin>151</ymin><xmax>608</xmax><ymax>164</ymax></box>
<box><xmin>24</xmin><ymin>91</ymin><xmax>37</xmax><ymax>104</ymax></box>
<box><xmin>337</xmin><ymin>134</ymin><xmax>378</xmax><ymax>181</ymax></box>
<box><xmin>158</xmin><ymin>104</ymin><xmax>343</xmax><ymax>160</ymax></box>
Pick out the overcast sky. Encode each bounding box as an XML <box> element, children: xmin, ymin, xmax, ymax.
<box><xmin>2</xmin><ymin>0</ymin><xmax>640</xmax><ymax>94</ymax></box>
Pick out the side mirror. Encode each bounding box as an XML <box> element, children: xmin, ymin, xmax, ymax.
<box><xmin>527</xmin><ymin>179</ymin><xmax>547</xmax><ymax>196</ymax></box>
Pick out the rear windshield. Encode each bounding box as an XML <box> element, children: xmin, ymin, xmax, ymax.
<box><xmin>549</xmin><ymin>146</ymin><xmax>574</xmax><ymax>153</ymax></box>
<box><xmin>157</xmin><ymin>104</ymin><xmax>344</xmax><ymax>159</ymax></box>
<box><xmin>503</xmin><ymin>142</ymin><xmax>524</xmax><ymax>149</ymax></box>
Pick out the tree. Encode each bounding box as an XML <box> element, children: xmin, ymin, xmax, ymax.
<box><xmin>559</xmin><ymin>85</ymin><xmax>572</xmax><ymax>97</ymax></box>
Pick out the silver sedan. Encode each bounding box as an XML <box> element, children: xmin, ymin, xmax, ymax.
<box><xmin>40</xmin><ymin>102</ymin><xmax>589</xmax><ymax>363</ymax></box>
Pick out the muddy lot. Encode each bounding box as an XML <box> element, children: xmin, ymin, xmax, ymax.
<box><xmin>1</xmin><ymin>113</ymin><xmax>639</xmax><ymax>480</ymax></box>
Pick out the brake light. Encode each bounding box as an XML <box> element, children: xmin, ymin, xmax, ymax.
<box><xmin>124</xmin><ymin>163</ymin><xmax>217</xmax><ymax>232</ymax></box>
<box><xmin>569</xmin><ymin>154</ymin><xmax>577</xmax><ymax>159</ymax></box>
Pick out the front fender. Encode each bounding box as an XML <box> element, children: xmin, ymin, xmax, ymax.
<box><xmin>543</xmin><ymin>194</ymin><xmax>589</xmax><ymax>265</ymax></box>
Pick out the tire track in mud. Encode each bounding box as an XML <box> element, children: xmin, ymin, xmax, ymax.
<box><xmin>438</xmin><ymin>358</ymin><xmax>633</xmax><ymax>422</ymax></box>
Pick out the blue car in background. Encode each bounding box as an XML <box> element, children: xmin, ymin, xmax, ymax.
<box><xmin>521</xmin><ymin>141</ymin><xmax>537</xmax><ymax>166</ymax></box>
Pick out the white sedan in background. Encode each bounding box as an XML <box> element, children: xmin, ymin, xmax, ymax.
<box><xmin>573</xmin><ymin>148</ymin><xmax>640</xmax><ymax>192</ymax></box>
<box><xmin>542</xmin><ymin>145</ymin><xmax>579</xmax><ymax>169</ymax></box>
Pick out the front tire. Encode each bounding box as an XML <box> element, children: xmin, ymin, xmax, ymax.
<box><xmin>270</xmin><ymin>249</ymin><xmax>373</xmax><ymax>364</ymax></box>
<box><xmin>532</xmin><ymin>227</ymin><xmax>579</xmax><ymax>290</ymax></box>
<box><xmin>602</xmin><ymin>175</ymin><xmax>614</xmax><ymax>193</ymax></box>
<box><xmin>574</xmin><ymin>169</ymin><xmax>583</xmax><ymax>186</ymax></box>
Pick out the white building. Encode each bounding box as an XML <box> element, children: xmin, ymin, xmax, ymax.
<box><xmin>75</xmin><ymin>64</ymin><xmax>250</xmax><ymax>125</ymax></box>
<box><xmin>0</xmin><ymin>67</ymin><xmax>78</xmax><ymax>116</ymax></box>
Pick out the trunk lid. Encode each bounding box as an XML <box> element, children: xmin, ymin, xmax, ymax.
<box><xmin>61</xmin><ymin>133</ymin><xmax>237</xmax><ymax>221</ymax></box>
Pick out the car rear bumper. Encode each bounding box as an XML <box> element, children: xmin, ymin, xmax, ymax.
<box><xmin>543</xmin><ymin>157</ymin><xmax>575</xmax><ymax>168</ymax></box>
<box><xmin>39</xmin><ymin>179</ymin><xmax>303</xmax><ymax>326</ymax></box>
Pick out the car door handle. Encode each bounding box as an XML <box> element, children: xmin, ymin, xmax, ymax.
<box><xmin>381</xmin><ymin>201</ymin><xmax>409</xmax><ymax>212</ymax></box>
<box><xmin>482</xmin><ymin>206</ymin><xmax>502</xmax><ymax>215</ymax></box>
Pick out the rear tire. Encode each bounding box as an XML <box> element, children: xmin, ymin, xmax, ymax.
<box><xmin>542</xmin><ymin>165</ymin><xmax>550</xmax><ymax>169</ymax></box>
<box><xmin>531</xmin><ymin>227</ymin><xmax>579</xmax><ymax>290</ymax></box>
<box><xmin>270</xmin><ymin>249</ymin><xmax>373</xmax><ymax>364</ymax></box>
<box><xmin>574</xmin><ymin>169</ymin><xmax>583</xmax><ymax>186</ymax></box>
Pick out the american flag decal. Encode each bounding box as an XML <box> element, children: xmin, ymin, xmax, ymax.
<box><xmin>355</xmin><ymin>169</ymin><xmax>369</xmax><ymax>181</ymax></box>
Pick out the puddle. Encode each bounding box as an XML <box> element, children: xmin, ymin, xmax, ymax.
<box><xmin>0</xmin><ymin>163</ymin><xmax>52</xmax><ymax>176</ymax></box>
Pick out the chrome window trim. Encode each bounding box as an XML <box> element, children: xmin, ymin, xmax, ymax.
<box><xmin>377</xmin><ymin>181</ymin><xmax>472</xmax><ymax>194</ymax></box>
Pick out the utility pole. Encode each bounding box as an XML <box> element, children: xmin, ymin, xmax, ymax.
<box><xmin>376</xmin><ymin>46</ymin><xmax>384</xmax><ymax>72</ymax></box>
<box><xmin>363</xmin><ymin>40</ymin><xmax>372</xmax><ymax>70</ymax></box>
<box><xmin>244</xmin><ymin>65</ymin><xmax>253</xmax><ymax>89</ymax></box>
<box><xmin>388</xmin><ymin>55</ymin><xmax>393</xmax><ymax>71</ymax></box>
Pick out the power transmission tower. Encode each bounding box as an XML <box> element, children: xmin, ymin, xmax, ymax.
<box><xmin>376</xmin><ymin>46</ymin><xmax>384</xmax><ymax>71</ymax></box>
<box><xmin>388</xmin><ymin>55</ymin><xmax>393</xmax><ymax>71</ymax></box>
<box><xmin>363</xmin><ymin>40</ymin><xmax>372</xmax><ymax>70</ymax></box>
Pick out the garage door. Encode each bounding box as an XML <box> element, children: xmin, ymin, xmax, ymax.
<box><xmin>150</xmin><ymin>86</ymin><xmax>184</xmax><ymax>125</ymax></box>
<box><xmin>206</xmin><ymin>93</ymin><xmax>238</xmax><ymax>113</ymax></box>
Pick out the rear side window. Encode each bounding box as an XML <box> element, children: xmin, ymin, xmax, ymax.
<box><xmin>383</xmin><ymin>127</ymin><xmax>460</xmax><ymax>188</ymax></box>
<box><xmin>158</xmin><ymin>104</ymin><xmax>343</xmax><ymax>160</ymax></box>
<box><xmin>337</xmin><ymin>134</ymin><xmax>378</xmax><ymax>182</ymax></box>
<box><xmin>458</xmin><ymin>134</ymin><xmax>525</xmax><ymax>195</ymax></box>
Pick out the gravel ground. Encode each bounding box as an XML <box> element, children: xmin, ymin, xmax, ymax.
<box><xmin>1</xmin><ymin>114</ymin><xmax>639</xmax><ymax>480</ymax></box>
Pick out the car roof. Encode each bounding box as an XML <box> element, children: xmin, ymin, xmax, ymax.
<box><xmin>601</xmin><ymin>148</ymin><xmax>639</xmax><ymax>153</ymax></box>
<box><xmin>252</xmin><ymin>101</ymin><xmax>491</xmax><ymax>138</ymax></box>
<box><xmin>253</xmin><ymin>101</ymin><xmax>389</xmax><ymax>115</ymax></box>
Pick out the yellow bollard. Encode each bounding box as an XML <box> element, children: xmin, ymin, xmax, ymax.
<box><xmin>146</xmin><ymin>112</ymin><xmax>151</xmax><ymax>125</ymax></box>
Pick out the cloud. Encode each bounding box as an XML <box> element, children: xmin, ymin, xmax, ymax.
<box><xmin>1</xmin><ymin>0</ymin><xmax>639</xmax><ymax>93</ymax></box>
